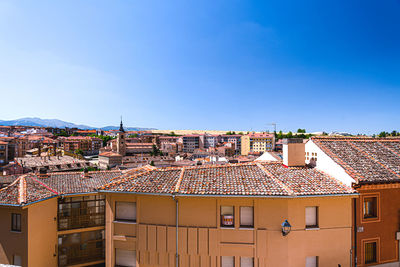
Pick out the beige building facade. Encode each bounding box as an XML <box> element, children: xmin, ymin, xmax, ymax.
<box><xmin>0</xmin><ymin>153</ymin><xmax>356</xmax><ymax>267</ymax></box>
<box><xmin>241</xmin><ymin>133</ymin><xmax>275</xmax><ymax>156</ymax></box>
<box><xmin>105</xmin><ymin>193</ymin><xmax>354</xmax><ymax>267</ymax></box>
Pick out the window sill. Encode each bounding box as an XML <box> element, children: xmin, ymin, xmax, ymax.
<box><xmin>305</xmin><ymin>227</ymin><xmax>320</xmax><ymax>231</ymax></box>
<box><xmin>239</xmin><ymin>227</ymin><xmax>254</xmax><ymax>230</ymax></box>
<box><xmin>220</xmin><ymin>226</ymin><xmax>235</xmax><ymax>229</ymax></box>
<box><xmin>10</xmin><ymin>230</ymin><xmax>22</xmax><ymax>233</ymax></box>
<box><xmin>113</xmin><ymin>220</ymin><xmax>137</xmax><ymax>225</ymax></box>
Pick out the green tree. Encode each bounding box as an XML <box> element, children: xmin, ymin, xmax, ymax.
<box><xmin>74</xmin><ymin>149</ymin><xmax>84</xmax><ymax>155</ymax></box>
<box><xmin>297</xmin><ymin>129</ymin><xmax>306</xmax><ymax>133</ymax></box>
<box><xmin>150</xmin><ymin>160</ymin><xmax>155</xmax><ymax>166</ymax></box>
<box><xmin>378</xmin><ymin>131</ymin><xmax>387</xmax><ymax>138</ymax></box>
<box><xmin>287</xmin><ymin>131</ymin><xmax>293</xmax><ymax>138</ymax></box>
<box><xmin>55</xmin><ymin>129</ymin><xmax>69</xmax><ymax>137</ymax></box>
<box><xmin>150</xmin><ymin>144</ymin><xmax>161</xmax><ymax>156</ymax></box>
<box><xmin>128</xmin><ymin>133</ymin><xmax>139</xmax><ymax>138</ymax></box>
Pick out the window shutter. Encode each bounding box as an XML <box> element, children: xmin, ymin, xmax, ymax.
<box><xmin>221</xmin><ymin>256</ymin><xmax>234</xmax><ymax>267</ymax></box>
<box><xmin>240</xmin><ymin>257</ymin><xmax>254</xmax><ymax>267</ymax></box>
<box><xmin>221</xmin><ymin>206</ymin><xmax>234</xmax><ymax>215</ymax></box>
<box><xmin>305</xmin><ymin>256</ymin><xmax>318</xmax><ymax>267</ymax></box>
<box><xmin>116</xmin><ymin>249</ymin><xmax>136</xmax><ymax>267</ymax></box>
<box><xmin>116</xmin><ymin>202</ymin><xmax>136</xmax><ymax>221</ymax></box>
<box><xmin>305</xmin><ymin>207</ymin><xmax>317</xmax><ymax>227</ymax></box>
<box><xmin>240</xmin><ymin>207</ymin><xmax>253</xmax><ymax>227</ymax></box>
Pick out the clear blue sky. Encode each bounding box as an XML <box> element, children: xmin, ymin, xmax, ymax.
<box><xmin>0</xmin><ymin>0</ymin><xmax>399</xmax><ymax>134</ymax></box>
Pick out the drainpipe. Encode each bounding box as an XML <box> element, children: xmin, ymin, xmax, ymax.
<box><xmin>354</xmin><ymin>198</ymin><xmax>357</xmax><ymax>267</ymax></box>
<box><xmin>173</xmin><ymin>194</ymin><xmax>179</xmax><ymax>267</ymax></box>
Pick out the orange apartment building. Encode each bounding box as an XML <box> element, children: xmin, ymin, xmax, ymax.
<box><xmin>241</xmin><ymin>133</ymin><xmax>275</xmax><ymax>156</ymax></box>
<box><xmin>306</xmin><ymin>137</ymin><xmax>400</xmax><ymax>267</ymax></box>
<box><xmin>0</xmin><ymin>170</ymin><xmax>123</xmax><ymax>267</ymax></box>
<box><xmin>0</xmin><ymin>141</ymin><xmax>357</xmax><ymax>267</ymax></box>
<box><xmin>60</xmin><ymin>136</ymin><xmax>103</xmax><ymax>155</ymax></box>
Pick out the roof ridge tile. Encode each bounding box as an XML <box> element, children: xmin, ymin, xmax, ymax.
<box><xmin>256</xmin><ymin>163</ymin><xmax>294</xmax><ymax>195</ymax></box>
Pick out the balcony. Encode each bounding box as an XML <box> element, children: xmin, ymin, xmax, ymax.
<box><xmin>58</xmin><ymin>195</ymin><xmax>105</xmax><ymax>231</ymax></box>
<box><xmin>58</xmin><ymin>230</ymin><xmax>104</xmax><ymax>267</ymax></box>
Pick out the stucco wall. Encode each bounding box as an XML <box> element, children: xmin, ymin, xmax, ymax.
<box><xmin>356</xmin><ymin>186</ymin><xmax>400</xmax><ymax>266</ymax></box>
<box><xmin>106</xmin><ymin>193</ymin><xmax>354</xmax><ymax>267</ymax></box>
<box><xmin>27</xmin><ymin>197</ymin><xmax>58</xmax><ymax>267</ymax></box>
<box><xmin>0</xmin><ymin>206</ymin><xmax>28</xmax><ymax>266</ymax></box>
<box><xmin>305</xmin><ymin>140</ymin><xmax>355</xmax><ymax>186</ymax></box>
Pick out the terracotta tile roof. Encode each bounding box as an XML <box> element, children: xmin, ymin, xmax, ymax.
<box><xmin>100</xmin><ymin>162</ymin><xmax>355</xmax><ymax>196</ymax></box>
<box><xmin>0</xmin><ymin>170</ymin><xmax>122</xmax><ymax>206</ymax></box>
<box><xmin>39</xmin><ymin>171</ymin><xmax>122</xmax><ymax>194</ymax></box>
<box><xmin>99</xmin><ymin>151</ymin><xmax>122</xmax><ymax>157</ymax></box>
<box><xmin>0</xmin><ymin>175</ymin><xmax>57</xmax><ymax>205</ymax></box>
<box><xmin>178</xmin><ymin>164</ymin><xmax>289</xmax><ymax>196</ymax></box>
<box><xmin>0</xmin><ymin>175</ymin><xmax>20</xmax><ymax>185</ymax></box>
<box><xmin>0</xmin><ymin>161</ymin><xmax>355</xmax><ymax>206</ymax></box>
<box><xmin>262</xmin><ymin>163</ymin><xmax>352</xmax><ymax>195</ymax></box>
<box><xmin>312</xmin><ymin>137</ymin><xmax>400</xmax><ymax>184</ymax></box>
<box><xmin>101</xmin><ymin>169</ymin><xmax>182</xmax><ymax>194</ymax></box>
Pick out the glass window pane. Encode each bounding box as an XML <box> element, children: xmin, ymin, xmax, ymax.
<box><xmin>221</xmin><ymin>256</ymin><xmax>234</xmax><ymax>267</ymax></box>
<box><xmin>116</xmin><ymin>202</ymin><xmax>136</xmax><ymax>221</ymax></box>
<box><xmin>240</xmin><ymin>207</ymin><xmax>253</xmax><ymax>227</ymax></box>
<box><xmin>305</xmin><ymin>207</ymin><xmax>318</xmax><ymax>227</ymax></box>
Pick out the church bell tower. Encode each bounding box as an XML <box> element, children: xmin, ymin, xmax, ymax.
<box><xmin>116</xmin><ymin>118</ymin><xmax>126</xmax><ymax>156</ymax></box>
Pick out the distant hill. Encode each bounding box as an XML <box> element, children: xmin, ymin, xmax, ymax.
<box><xmin>101</xmin><ymin>126</ymin><xmax>157</xmax><ymax>131</ymax></box>
<box><xmin>0</xmin><ymin>117</ymin><xmax>155</xmax><ymax>131</ymax></box>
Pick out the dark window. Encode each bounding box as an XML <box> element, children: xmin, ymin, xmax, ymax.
<box><xmin>363</xmin><ymin>197</ymin><xmax>377</xmax><ymax>219</ymax></box>
<box><xmin>221</xmin><ymin>206</ymin><xmax>234</xmax><ymax>228</ymax></box>
<box><xmin>11</xmin><ymin>213</ymin><xmax>21</xmax><ymax>232</ymax></box>
<box><xmin>365</xmin><ymin>241</ymin><xmax>377</xmax><ymax>264</ymax></box>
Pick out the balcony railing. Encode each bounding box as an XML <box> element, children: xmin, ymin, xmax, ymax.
<box><xmin>58</xmin><ymin>195</ymin><xmax>105</xmax><ymax>231</ymax></box>
<box><xmin>58</xmin><ymin>231</ymin><xmax>104</xmax><ymax>267</ymax></box>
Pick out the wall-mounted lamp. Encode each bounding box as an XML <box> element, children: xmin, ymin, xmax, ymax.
<box><xmin>281</xmin><ymin>219</ymin><xmax>291</xmax><ymax>236</ymax></box>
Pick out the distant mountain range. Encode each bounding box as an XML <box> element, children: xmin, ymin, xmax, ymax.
<box><xmin>0</xmin><ymin>118</ymin><xmax>156</xmax><ymax>131</ymax></box>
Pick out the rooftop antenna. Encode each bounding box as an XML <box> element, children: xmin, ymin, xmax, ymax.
<box><xmin>268</xmin><ymin>123</ymin><xmax>277</xmax><ymax>133</ymax></box>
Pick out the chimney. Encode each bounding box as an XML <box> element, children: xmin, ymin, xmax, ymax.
<box><xmin>83</xmin><ymin>168</ymin><xmax>90</xmax><ymax>178</ymax></box>
<box><xmin>38</xmin><ymin>167</ymin><xmax>48</xmax><ymax>178</ymax></box>
<box><xmin>282</xmin><ymin>138</ymin><xmax>305</xmax><ymax>167</ymax></box>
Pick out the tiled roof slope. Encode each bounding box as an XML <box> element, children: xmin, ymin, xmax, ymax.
<box><xmin>263</xmin><ymin>163</ymin><xmax>352</xmax><ymax>195</ymax></box>
<box><xmin>39</xmin><ymin>170</ymin><xmax>122</xmax><ymax>194</ymax></box>
<box><xmin>179</xmin><ymin>164</ymin><xmax>289</xmax><ymax>195</ymax></box>
<box><xmin>101</xmin><ymin>162</ymin><xmax>355</xmax><ymax>196</ymax></box>
<box><xmin>312</xmin><ymin>137</ymin><xmax>400</xmax><ymax>184</ymax></box>
<box><xmin>0</xmin><ymin>175</ymin><xmax>20</xmax><ymax>185</ymax></box>
<box><xmin>0</xmin><ymin>175</ymin><xmax>57</xmax><ymax>205</ymax></box>
<box><xmin>0</xmin><ymin>170</ymin><xmax>123</xmax><ymax>206</ymax></box>
<box><xmin>101</xmin><ymin>169</ymin><xmax>182</xmax><ymax>194</ymax></box>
